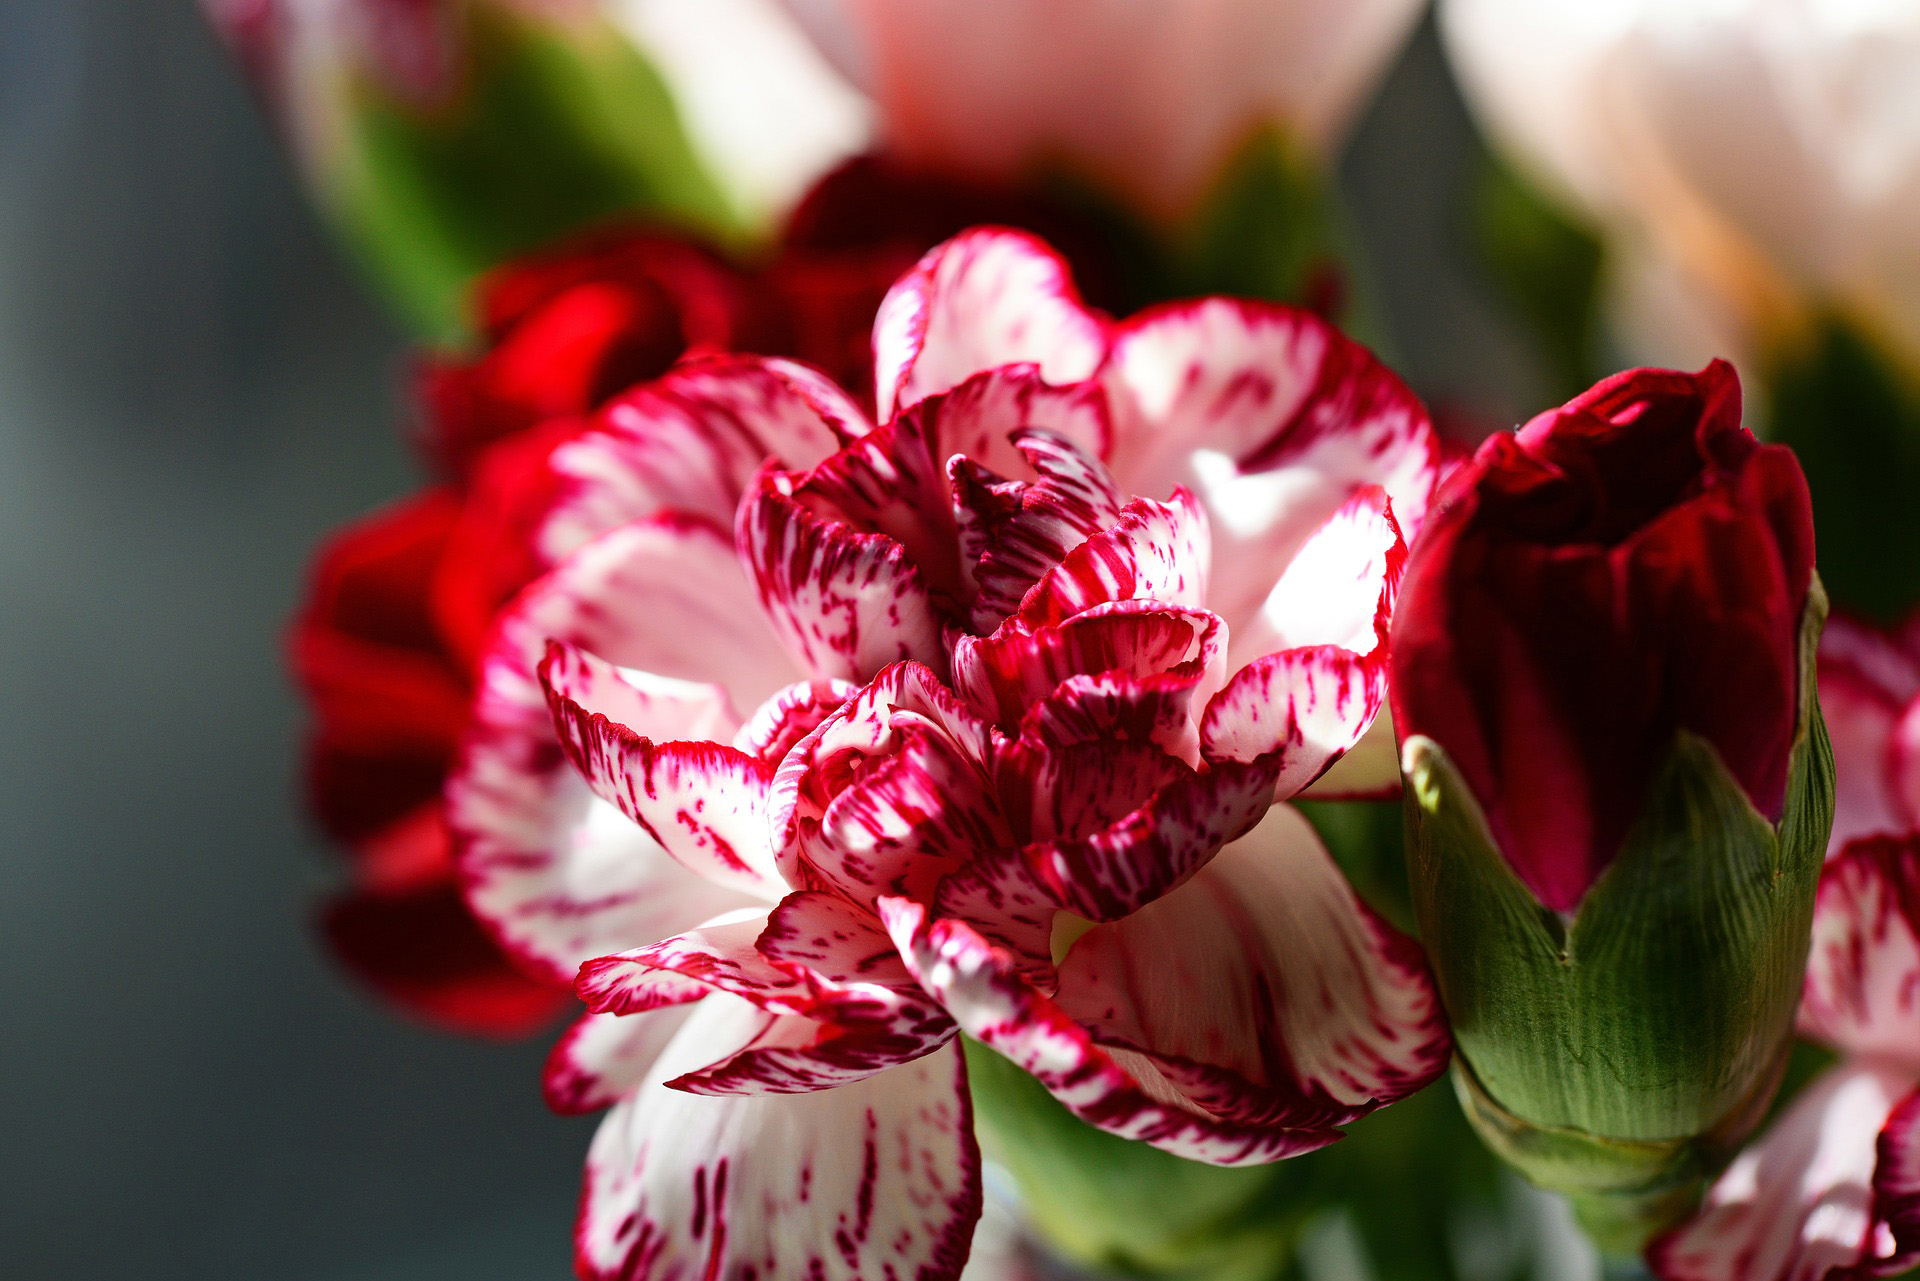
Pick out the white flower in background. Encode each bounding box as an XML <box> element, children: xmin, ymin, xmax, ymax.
<box><xmin>609</xmin><ymin>0</ymin><xmax>870</xmax><ymax>225</ymax></box>
<box><xmin>776</xmin><ymin>0</ymin><xmax>1428</xmax><ymax>222</ymax></box>
<box><xmin>1442</xmin><ymin>0</ymin><xmax>1920</xmax><ymax>375</ymax></box>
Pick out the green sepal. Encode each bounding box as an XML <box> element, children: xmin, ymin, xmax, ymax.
<box><xmin>326</xmin><ymin>6</ymin><xmax>739</xmax><ymax>340</ymax></box>
<box><xmin>1402</xmin><ymin>577</ymin><xmax>1834</xmax><ymax>1244</ymax></box>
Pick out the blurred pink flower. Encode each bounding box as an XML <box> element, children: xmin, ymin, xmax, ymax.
<box><xmin>1442</xmin><ymin>0</ymin><xmax>1920</xmax><ymax>373</ymax></box>
<box><xmin>777</xmin><ymin>0</ymin><xmax>1425</xmax><ymax>220</ymax></box>
<box><xmin>446</xmin><ymin>228</ymin><xmax>1451</xmax><ymax>1278</ymax></box>
<box><xmin>1817</xmin><ymin>612</ymin><xmax>1920</xmax><ymax>853</ymax></box>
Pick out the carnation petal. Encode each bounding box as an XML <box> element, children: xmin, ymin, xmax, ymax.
<box><xmin>576</xmin><ymin>998</ymin><xmax>979</xmax><ymax>1281</ymax></box>
<box><xmin>873</xmin><ymin>228</ymin><xmax>1106</xmax><ymax>420</ymax></box>
<box><xmin>880</xmin><ymin>898</ymin><xmax>1333</xmax><ymax>1167</ymax></box>
<box><xmin>1024</xmin><ymin>757</ymin><xmax>1278</xmax><ymax>922</ymax></box>
<box><xmin>452</xmin><ymin>517</ymin><xmax>784</xmax><ymax>978</ymax></box>
<box><xmin>1648</xmin><ymin>1063</ymin><xmax>1915</xmax><ymax>1281</ymax></box>
<box><xmin>1200</xmin><ymin>646</ymin><xmax>1383</xmax><ymax>800</ymax></box>
<box><xmin>544</xmin><ymin>666</ymin><xmax>786</xmax><ymax>900</ymax></box>
<box><xmin>1054</xmin><ymin>804</ymin><xmax>1450</xmax><ymax>1131</ymax></box>
<box><xmin>1102</xmin><ymin>300</ymin><xmax>1436</xmax><ymax>638</ymax></box>
<box><xmin>545</xmin><ymin>1007</ymin><xmax>700</xmax><ymax>1116</ymax></box>
<box><xmin>1800</xmin><ymin>837</ymin><xmax>1920</xmax><ymax>1063</ymax></box>
<box><xmin>536</xmin><ymin>354</ymin><xmax>871</xmax><ymax>565</ymax></box>
<box><xmin>738</xmin><ymin>477</ymin><xmax>947</xmax><ymax>682</ymax></box>
<box><xmin>1014</xmin><ymin>489</ymin><xmax>1210</xmax><ymax>627</ymax></box>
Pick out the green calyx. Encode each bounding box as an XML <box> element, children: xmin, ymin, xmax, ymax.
<box><xmin>1402</xmin><ymin>577</ymin><xmax>1835</xmax><ymax>1249</ymax></box>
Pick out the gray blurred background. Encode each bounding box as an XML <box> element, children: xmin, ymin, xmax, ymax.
<box><xmin>0</xmin><ymin>5</ymin><xmax>1519</xmax><ymax>1278</ymax></box>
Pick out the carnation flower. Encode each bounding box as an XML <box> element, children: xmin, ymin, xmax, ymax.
<box><xmin>446</xmin><ymin>227</ymin><xmax>1451</xmax><ymax>1278</ymax></box>
<box><xmin>290</xmin><ymin>163</ymin><xmax>1119</xmax><ymax>1034</ymax></box>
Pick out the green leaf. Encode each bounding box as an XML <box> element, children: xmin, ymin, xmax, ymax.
<box><xmin>1766</xmin><ymin>317</ymin><xmax>1920</xmax><ymax>621</ymax></box>
<box><xmin>328</xmin><ymin>7</ymin><xmax>740</xmax><ymax>340</ymax></box>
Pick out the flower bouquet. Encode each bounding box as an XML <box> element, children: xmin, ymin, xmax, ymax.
<box><xmin>207</xmin><ymin>1</ymin><xmax>1920</xmax><ymax>1277</ymax></box>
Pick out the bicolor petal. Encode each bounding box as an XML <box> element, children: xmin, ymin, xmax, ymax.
<box><xmin>1102</xmin><ymin>300</ymin><xmax>1436</xmax><ymax>638</ymax></box>
<box><xmin>576</xmin><ymin>997</ymin><xmax>980</xmax><ymax>1281</ymax></box>
<box><xmin>1648</xmin><ymin>1063</ymin><xmax>1920</xmax><ymax>1281</ymax></box>
<box><xmin>880</xmin><ymin>898</ymin><xmax>1335</xmax><ymax>1167</ymax></box>
<box><xmin>874</xmin><ymin>229</ymin><xmax>1107</xmax><ymax>420</ymax></box>
<box><xmin>1053</xmin><ymin>804</ymin><xmax>1450</xmax><ymax>1131</ymax></box>
<box><xmin>1800</xmin><ymin>837</ymin><xmax>1920</xmax><ymax>1064</ymax></box>
<box><xmin>544</xmin><ymin>659</ymin><xmax>786</xmax><ymax>900</ymax></box>
<box><xmin>451</xmin><ymin>517</ymin><xmax>789</xmax><ymax>978</ymax></box>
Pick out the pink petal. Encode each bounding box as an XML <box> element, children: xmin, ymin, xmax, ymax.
<box><xmin>737</xmin><ymin>473</ymin><xmax>947</xmax><ymax>682</ymax></box>
<box><xmin>1819</xmin><ymin>627</ymin><xmax>1917</xmax><ymax>851</ymax></box>
<box><xmin>451</xmin><ymin>517</ymin><xmax>788</xmax><ymax>978</ymax></box>
<box><xmin>1800</xmin><ymin>837</ymin><xmax>1920</xmax><ymax>1063</ymax></box>
<box><xmin>1876</xmin><ymin>1089</ymin><xmax>1920</xmax><ymax>1270</ymax></box>
<box><xmin>538</xmin><ymin>638</ymin><xmax>734</xmax><ymax>754</ymax></box>
<box><xmin>1014</xmin><ymin>489</ymin><xmax>1211</xmax><ymax>627</ymax></box>
<box><xmin>545</xmin><ymin>1007</ymin><xmax>700</xmax><ymax>1116</ymax></box>
<box><xmin>1199</xmin><ymin>645</ymin><xmax>1384</xmax><ymax>799</ymax></box>
<box><xmin>536</xmin><ymin>354</ymin><xmax>872</xmax><ymax>565</ymax></box>
<box><xmin>667</xmin><ymin>1010</ymin><xmax>951</xmax><ymax>1096</ymax></box>
<box><xmin>873</xmin><ymin>228</ymin><xmax>1107</xmax><ymax>420</ymax></box>
<box><xmin>1025</xmin><ymin>757</ymin><xmax>1278</xmax><ymax>922</ymax></box>
<box><xmin>931</xmin><ymin>851</ymin><xmax>1062</xmax><ymax>978</ymax></box>
<box><xmin>576</xmin><ymin>998</ymin><xmax>980</xmax><ymax>1281</ymax></box>
<box><xmin>732</xmin><ymin>677</ymin><xmax>860</xmax><ymax>764</ymax></box>
<box><xmin>952</xmin><ymin>602</ymin><xmax>1219</xmax><ymax>736</ymax></box>
<box><xmin>775</xmin><ymin>1</ymin><xmax>1424</xmax><ymax>223</ymax></box>
<box><xmin>1230</xmin><ymin>486</ymin><xmax>1404</xmax><ymax>664</ymax></box>
<box><xmin>770</xmin><ymin>663</ymin><xmax>1008</xmax><ymax>907</ymax></box>
<box><xmin>952</xmin><ymin>424</ymin><xmax>1125</xmax><ymax>634</ymax></box>
<box><xmin>580</xmin><ymin>911</ymin><xmax>810</xmax><ymax>1017</ymax></box>
<box><xmin>995</xmin><ymin>736</ymin><xmax>1188</xmax><ymax>847</ymax></box>
<box><xmin>755</xmin><ymin>889</ymin><xmax>941</xmax><ymax>1018</ymax></box>
<box><xmin>544</xmin><ymin>653</ymin><xmax>786</xmax><ymax>900</ymax></box>
<box><xmin>694</xmin><ymin>893</ymin><xmax>956</xmax><ymax>1094</ymax></box>
<box><xmin>1053</xmin><ymin>804</ymin><xmax>1450</xmax><ymax>1131</ymax></box>
<box><xmin>1298</xmin><ymin>709</ymin><xmax>1405</xmax><ymax>800</ymax></box>
<box><xmin>1102</xmin><ymin>300</ymin><xmax>1437</xmax><ymax>639</ymax></box>
<box><xmin>1649</xmin><ymin>1063</ymin><xmax>1917</xmax><ymax>1281</ymax></box>
<box><xmin>916</xmin><ymin>364</ymin><xmax>1110</xmax><ymax>480</ymax></box>
<box><xmin>880</xmin><ymin>898</ymin><xmax>1333</xmax><ymax>1167</ymax></box>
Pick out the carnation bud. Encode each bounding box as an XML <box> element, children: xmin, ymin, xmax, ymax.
<box><xmin>1389</xmin><ymin>362</ymin><xmax>1834</xmax><ymax>1249</ymax></box>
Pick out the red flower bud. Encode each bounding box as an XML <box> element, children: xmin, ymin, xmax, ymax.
<box><xmin>1390</xmin><ymin>361</ymin><xmax>1816</xmax><ymax>912</ymax></box>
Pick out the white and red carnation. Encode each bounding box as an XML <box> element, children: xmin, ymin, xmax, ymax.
<box><xmin>1650</xmin><ymin>836</ymin><xmax>1920</xmax><ymax>1280</ymax></box>
<box><xmin>446</xmin><ymin>228</ymin><xmax>1450</xmax><ymax>1279</ymax></box>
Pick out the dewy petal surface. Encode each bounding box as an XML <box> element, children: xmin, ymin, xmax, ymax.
<box><xmin>576</xmin><ymin>996</ymin><xmax>980</xmax><ymax>1281</ymax></box>
<box><xmin>1649</xmin><ymin>1063</ymin><xmax>1917</xmax><ymax>1281</ymax></box>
